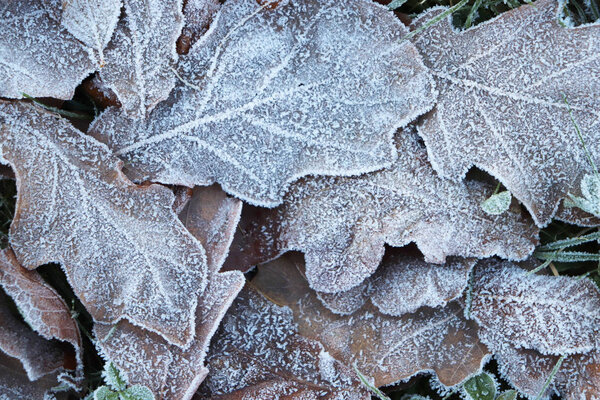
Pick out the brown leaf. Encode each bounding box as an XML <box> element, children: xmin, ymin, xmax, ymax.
<box><xmin>177</xmin><ymin>0</ymin><xmax>221</xmax><ymax>55</ymax></box>
<box><xmin>198</xmin><ymin>286</ymin><xmax>370</xmax><ymax>400</ymax></box>
<box><xmin>412</xmin><ymin>0</ymin><xmax>600</xmax><ymax>226</ymax></box>
<box><xmin>251</xmin><ymin>253</ymin><xmax>490</xmax><ymax>388</ymax></box>
<box><xmin>95</xmin><ymin>185</ymin><xmax>245</xmax><ymax>399</ymax></box>
<box><xmin>226</xmin><ymin>129</ymin><xmax>538</xmax><ymax>293</ymax></box>
<box><xmin>0</xmin><ymin>101</ymin><xmax>208</xmax><ymax>347</ymax></box>
<box><xmin>0</xmin><ymin>352</ymin><xmax>61</xmax><ymax>399</ymax></box>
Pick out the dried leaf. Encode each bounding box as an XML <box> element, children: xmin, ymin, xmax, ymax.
<box><xmin>470</xmin><ymin>259</ymin><xmax>600</xmax><ymax>356</ymax></box>
<box><xmin>226</xmin><ymin>130</ymin><xmax>538</xmax><ymax>293</ymax></box>
<box><xmin>496</xmin><ymin>346</ymin><xmax>600</xmax><ymax>399</ymax></box>
<box><xmin>317</xmin><ymin>253</ymin><xmax>475</xmax><ymax>317</ymax></box>
<box><xmin>95</xmin><ymin>186</ymin><xmax>245</xmax><ymax>399</ymax></box>
<box><xmin>251</xmin><ymin>254</ymin><xmax>490</xmax><ymax>388</ymax></box>
<box><xmin>199</xmin><ymin>286</ymin><xmax>370</xmax><ymax>400</ymax></box>
<box><xmin>89</xmin><ymin>0</ymin><xmax>436</xmax><ymax>206</ymax></box>
<box><xmin>177</xmin><ymin>0</ymin><xmax>220</xmax><ymax>54</ymax></box>
<box><xmin>0</xmin><ymin>352</ymin><xmax>61</xmax><ymax>400</ymax></box>
<box><xmin>98</xmin><ymin>0</ymin><xmax>184</xmax><ymax>118</ymax></box>
<box><xmin>0</xmin><ymin>0</ymin><xmax>100</xmax><ymax>99</ymax></box>
<box><xmin>0</xmin><ymin>101</ymin><xmax>208</xmax><ymax>347</ymax></box>
<box><xmin>413</xmin><ymin>0</ymin><xmax>600</xmax><ymax>226</ymax></box>
<box><xmin>0</xmin><ymin>248</ymin><xmax>82</xmax><ymax>370</ymax></box>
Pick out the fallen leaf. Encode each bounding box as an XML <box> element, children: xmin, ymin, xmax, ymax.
<box><xmin>88</xmin><ymin>0</ymin><xmax>436</xmax><ymax>206</ymax></box>
<box><xmin>198</xmin><ymin>286</ymin><xmax>370</xmax><ymax>400</ymax></box>
<box><xmin>0</xmin><ymin>101</ymin><xmax>208</xmax><ymax>347</ymax></box>
<box><xmin>470</xmin><ymin>259</ymin><xmax>600</xmax><ymax>356</ymax></box>
<box><xmin>0</xmin><ymin>248</ymin><xmax>82</xmax><ymax>371</ymax></box>
<box><xmin>225</xmin><ymin>129</ymin><xmax>538</xmax><ymax>293</ymax></box>
<box><xmin>251</xmin><ymin>253</ymin><xmax>490</xmax><ymax>388</ymax></box>
<box><xmin>0</xmin><ymin>352</ymin><xmax>61</xmax><ymax>400</ymax></box>
<box><xmin>177</xmin><ymin>0</ymin><xmax>220</xmax><ymax>54</ymax></box>
<box><xmin>95</xmin><ymin>185</ymin><xmax>245</xmax><ymax>399</ymax></box>
<box><xmin>98</xmin><ymin>0</ymin><xmax>184</xmax><ymax>118</ymax></box>
<box><xmin>317</xmin><ymin>253</ymin><xmax>475</xmax><ymax>317</ymax></box>
<box><xmin>0</xmin><ymin>0</ymin><xmax>119</xmax><ymax>99</ymax></box>
<box><xmin>413</xmin><ymin>0</ymin><xmax>600</xmax><ymax>226</ymax></box>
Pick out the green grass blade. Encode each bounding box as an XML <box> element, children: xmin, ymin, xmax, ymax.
<box><xmin>537</xmin><ymin>230</ymin><xmax>600</xmax><ymax>251</ymax></box>
<box><xmin>402</xmin><ymin>0</ymin><xmax>469</xmax><ymax>42</ymax></box>
<box><xmin>534</xmin><ymin>250</ymin><xmax>600</xmax><ymax>262</ymax></box>
<box><xmin>22</xmin><ymin>93</ymin><xmax>93</xmax><ymax>120</ymax></box>
<box><xmin>534</xmin><ymin>355</ymin><xmax>565</xmax><ymax>400</ymax></box>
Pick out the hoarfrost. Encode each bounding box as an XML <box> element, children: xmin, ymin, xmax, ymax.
<box><xmin>226</xmin><ymin>129</ymin><xmax>538</xmax><ymax>293</ymax></box>
<box><xmin>0</xmin><ymin>102</ymin><xmax>208</xmax><ymax>347</ymax></box>
<box><xmin>177</xmin><ymin>0</ymin><xmax>220</xmax><ymax>54</ymax></box>
<box><xmin>88</xmin><ymin>0</ymin><xmax>436</xmax><ymax>206</ymax></box>
<box><xmin>95</xmin><ymin>185</ymin><xmax>245</xmax><ymax>400</ymax></box>
<box><xmin>0</xmin><ymin>353</ymin><xmax>60</xmax><ymax>399</ymax></box>
<box><xmin>251</xmin><ymin>254</ymin><xmax>490</xmax><ymax>388</ymax></box>
<box><xmin>470</xmin><ymin>259</ymin><xmax>600</xmax><ymax>355</ymax></box>
<box><xmin>413</xmin><ymin>0</ymin><xmax>600</xmax><ymax>226</ymax></box>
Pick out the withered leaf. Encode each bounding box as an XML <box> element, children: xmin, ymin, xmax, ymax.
<box><xmin>226</xmin><ymin>130</ymin><xmax>537</xmax><ymax>293</ymax></box>
<box><xmin>251</xmin><ymin>254</ymin><xmax>490</xmax><ymax>389</ymax></box>
<box><xmin>0</xmin><ymin>101</ymin><xmax>208</xmax><ymax>347</ymax></box>
<box><xmin>413</xmin><ymin>0</ymin><xmax>600</xmax><ymax>226</ymax></box>
<box><xmin>95</xmin><ymin>185</ymin><xmax>245</xmax><ymax>400</ymax></box>
<box><xmin>177</xmin><ymin>0</ymin><xmax>220</xmax><ymax>54</ymax></box>
<box><xmin>470</xmin><ymin>259</ymin><xmax>600</xmax><ymax>356</ymax></box>
<box><xmin>99</xmin><ymin>0</ymin><xmax>184</xmax><ymax>118</ymax></box>
<box><xmin>0</xmin><ymin>248</ymin><xmax>82</xmax><ymax>371</ymax></box>
<box><xmin>89</xmin><ymin>0</ymin><xmax>436</xmax><ymax>206</ymax></box>
<box><xmin>0</xmin><ymin>352</ymin><xmax>61</xmax><ymax>400</ymax></box>
<box><xmin>496</xmin><ymin>346</ymin><xmax>600</xmax><ymax>399</ymax></box>
<box><xmin>317</xmin><ymin>254</ymin><xmax>476</xmax><ymax>317</ymax></box>
<box><xmin>0</xmin><ymin>0</ymin><xmax>119</xmax><ymax>100</ymax></box>
<box><xmin>199</xmin><ymin>286</ymin><xmax>370</xmax><ymax>400</ymax></box>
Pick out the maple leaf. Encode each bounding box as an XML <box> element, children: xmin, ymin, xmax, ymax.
<box><xmin>317</xmin><ymin>253</ymin><xmax>476</xmax><ymax>316</ymax></box>
<box><xmin>0</xmin><ymin>101</ymin><xmax>208</xmax><ymax>347</ymax></box>
<box><xmin>470</xmin><ymin>259</ymin><xmax>600</xmax><ymax>356</ymax></box>
<box><xmin>98</xmin><ymin>0</ymin><xmax>184</xmax><ymax>118</ymax></box>
<box><xmin>0</xmin><ymin>352</ymin><xmax>62</xmax><ymax>400</ymax></box>
<box><xmin>95</xmin><ymin>185</ymin><xmax>245</xmax><ymax>400</ymax></box>
<box><xmin>225</xmin><ymin>129</ymin><xmax>538</xmax><ymax>293</ymax></box>
<box><xmin>412</xmin><ymin>0</ymin><xmax>600</xmax><ymax>226</ymax></box>
<box><xmin>0</xmin><ymin>0</ymin><xmax>119</xmax><ymax>100</ymax></box>
<box><xmin>0</xmin><ymin>248</ymin><xmax>82</xmax><ymax>373</ymax></box>
<box><xmin>198</xmin><ymin>286</ymin><xmax>370</xmax><ymax>400</ymax></box>
<box><xmin>250</xmin><ymin>253</ymin><xmax>490</xmax><ymax>389</ymax></box>
<box><xmin>496</xmin><ymin>346</ymin><xmax>600</xmax><ymax>399</ymax></box>
<box><xmin>88</xmin><ymin>0</ymin><xmax>436</xmax><ymax>206</ymax></box>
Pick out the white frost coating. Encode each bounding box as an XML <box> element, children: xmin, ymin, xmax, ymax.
<box><xmin>99</xmin><ymin>0</ymin><xmax>184</xmax><ymax>118</ymax></box>
<box><xmin>95</xmin><ymin>185</ymin><xmax>245</xmax><ymax>400</ymax></box>
<box><xmin>178</xmin><ymin>0</ymin><xmax>220</xmax><ymax>52</ymax></box>
<box><xmin>0</xmin><ymin>0</ymin><xmax>98</xmax><ymax>99</ymax></box>
<box><xmin>470</xmin><ymin>259</ymin><xmax>600</xmax><ymax>356</ymax></box>
<box><xmin>89</xmin><ymin>0</ymin><xmax>437</xmax><ymax>206</ymax></box>
<box><xmin>61</xmin><ymin>0</ymin><xmax>122</xmax><ymax>66</ymax></box>
<box><xmin>567</xmin><ymin>173</ymin><xmax>600</xmax><ymax>217</ymax></box>
<box><xmin>0</xmin><ymin>102</ymin><xmax>208</xmax><ymax>348</ymax></box>
<box><xmin>229</xmin><ymin>129</ymin><xmax>538</xmax><ymax>293</ymax></box>
<box><xmin>480</xmin><ymin>191</ymin><xmax>512</xmax><ymax>215</ymax></box>
<box><xmin>316</xmin><ymin>255</ymin><xmax>475</xmax><ymax>317</ymax></box>
<box><xmin>413</xmin><ymin>0</ymin><xmax>600</xmax><ymax>227</ymax></box>
<box><xmin>0</xmin><ymin>353</ymin><xmax>59</xmax><ymax>399</ymax></box>
<box><xmin>200</xmin><ymin>287</ymin><xmax>369</xmax><ymax>399</ymax></box>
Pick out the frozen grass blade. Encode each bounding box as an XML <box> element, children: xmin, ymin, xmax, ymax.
<box><xmin>403</xmin><ymin>0</ymin><xmax>470</xmax><ymax>42</ymax></box>
<box><xmin>534</xmin><ymin>250</ymin><xmax>600</xmax><ymax>262</ymax></box>
<box><xmin>353</xmin><ymin>364</ymin><xmax>391</xmax><ymax>400</ymax></box>
<box><xmin>533</xmin><ymin>355</ymin><xmax>565</xmax><ymax>400</ymax></box>
<box><xmin>537</xmin><ymin>230</ymin><xmax>600</xmax><ymax>251</ymax></box>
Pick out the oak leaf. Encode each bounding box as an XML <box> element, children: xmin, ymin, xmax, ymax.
<box><xmin>0</xmin><ymin>101</ymin><xmax>208</xmax><ymax>347</ymax></box>
<box><xmin>225</xmin><ymin>130</ymin><xmax>538</xmax><ymax>293</ymax></box>
<box><xmin>95</xmin><ymin>185</ymin><xmax>245</xmax><ymax>400</ymax></box>
<box><xmin>413</xmin><ymin>0</ymin><xmax>600</xmax><ymax>226</ymax></box>
<box><xmin>88</xmin><ymin>0</ymin><xmax>436</xmax><ymax>206</ymax></box>
<box><xmin>250</xmin><ymin>253</ymin><xmax>490</xmax><ymax>389</ymax></box>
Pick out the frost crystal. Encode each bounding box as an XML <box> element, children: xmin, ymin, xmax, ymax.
<box><xmin>251</xmin><ymin>254</ymin><xmax>490</xmax><ymax>388</ymax></box>
<box><xmin>226</xmin><ymin>129</ymin><xmax>538</xmax><ymax>293</ymax></box>
<box><xmin>413</xmin><ymin>0</ymin><xmax>600</xmax><ymax>226</ymax></box>
<box><xmin>0</xmin><ymin>102</ymin><xmax>208</xmax><ymax>347</ymax></box>
<box><xmin>89</xmin><ymin>0</ymin><xmax>436</xmax><ymax>206</ymax></box>
<box><xmin>0</xmin><ymin>353</ymin><xmax>60</xmax><ymax>399</ymax></box>
<box><xmin>470</xmin><ymin>259</ymin><xmax>600</xmax><ymax>355</ymax></box>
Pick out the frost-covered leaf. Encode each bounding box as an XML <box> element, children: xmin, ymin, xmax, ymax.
<box><xmin>225</xmin><ymin>130</ymin><xmax>537</xmax><ymax>293</ymax></box>
<box><xmin>462</xmin><ymin>372</ymin><xmax>496</xmax><ymax>400</ymax></box>
<box><xmin>496</xmin><ymin>346</ymin><xmax>600</xmax><ymax>399</ymax></box>
<box><xmin>413</xmin><ymin>0</ymin><xmax>600</xmax><ymax>226</ymax></box>
<box><xmin>0</xmin><ymin>248</ymin><xmax>82</xmax><ymax>371</ymax></box>
<box><xmin>0</xmin><ymin>0</ymin><xmax>101</xmax><ymax>99</ymax></box>
<box><xmin>94</xmin><ymin>386</ymin><xmax>120</xmax><ymax>400</ymax></box>
<box><xmin>0</xmin><ymin>101</ymin><xmax>208</xmax><ymax>347</ymax></box>
<box><xmin>566</xmin><ymin>173</ymin><xmax>600</xmax><ymax>217</ymax></box>
<box><xmin>89</xmin><ymin>0</ymin><xmax>436</xmax><ymax>206</ymax></box>
<box><xmin>470</xmin><ymin>259</ymin><xmax>600</xmax><ymax>355</ymax></box>
<box><xmin>481</xmin><ymin>191</ymin><xmax>512</xmax><ymax>216</ymax></box>
<box><xmin>95</xmin><ymin>186</ymin><xmax>245</xmax><ymax>400</ymax></box>
<box><xmin>250</xmin><ymin>254</ymin><xmax>490</xmax><ymax>388</ymax></box>
<box><xmin>0</xmin><ymin>352</ymin><xmax>61</xmax><ymax>399</ymax></box>
<box><xmin>98</xmin><ymin>0</ymin><xmax>184</xmax><ymax>118</ymax></box>
<box><xmin>177</xmin><ymin>0</ymin><xmax>220</xmax><ymax>54</ymax></box>
<box><xmin>199</xmin><ymin>286</ymin><xmax>370</xmax><ymax>400</ymax></box>
<box><xmin>317</xmin><ymin>253</ymin><xmax>475</xmax><ymax>316</ymax></box>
